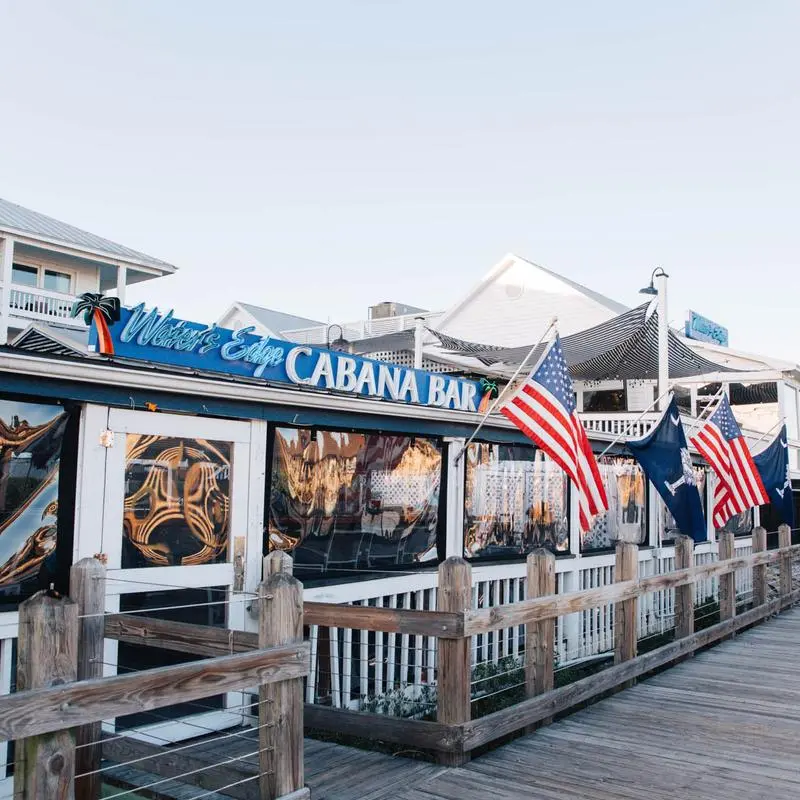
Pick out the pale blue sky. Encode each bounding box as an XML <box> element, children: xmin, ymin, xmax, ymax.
<box><xmin>1</xmin><ymin>1</ymin><xmax>798</xmax><ymax>360</ymax></box>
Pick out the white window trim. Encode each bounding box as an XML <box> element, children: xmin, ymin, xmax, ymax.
<box><xmin>10</xmin><ymin>257</ymin><xmax>76</xmax><ymax>294</ymax></box>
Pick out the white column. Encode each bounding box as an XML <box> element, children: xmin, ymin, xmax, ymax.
<box><xmin>656</xmin><ymin>271</ymin><xmax>669</xmax><ymax>411</ymax></box>
<box><xmin>444</xmin><ymin>438</ymin><xmax>466</xmax><ymax>558</ymax></box>
<box><xmin>0</xmin><ymin>237</ymin><xmax>14</xmax><ymax>346</ymax></box>
<box><xmin>116</xmin><ymin>264</ymin><xmax>127</xmax><ymax>305</ymax></box>
<box><xmin>413</xmin><ymin>316</ymin><xmax>424</xmax><ymax>369</ymax></box>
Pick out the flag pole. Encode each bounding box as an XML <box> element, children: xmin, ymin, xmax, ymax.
<box><xmin>596</xmin><ymin>388</ymin><xmax>673</xmax><ymax>459</ymax></box>
<box><xmin>683</xmin><ymin>385</ymin><xmax>726</xmax><ymax>440</ymax></box>
<box><xmin>749</xmin><ymin>417</ymin><xmax>785</xmax><ymax>450</ymax></box>
<box><xmin>453</xmin><ymin>316</ymin><xmax>558</xmax><ymax>464</ymax></box>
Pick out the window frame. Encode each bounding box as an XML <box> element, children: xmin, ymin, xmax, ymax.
<box><xmin>9</xmin><ymin>259</ymin><xmax>75</xmax><ymax>295</ymax></box>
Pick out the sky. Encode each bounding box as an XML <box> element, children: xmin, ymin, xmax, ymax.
<box><xmin>1</xmin><ymin>1</ymin><xmax>799</xmax><ymax>360</ymax></box>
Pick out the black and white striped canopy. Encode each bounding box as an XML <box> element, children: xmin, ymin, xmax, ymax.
<box><xmin>429</xmin><ymin>303</ymin><xmax>736</xmax><ymax>380</ymax></box>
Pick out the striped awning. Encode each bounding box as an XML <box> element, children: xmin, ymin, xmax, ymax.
<box><xmin>428</xmin><ymin>303</ymin><xmax>737</xmax><ymax>380</ymax></box>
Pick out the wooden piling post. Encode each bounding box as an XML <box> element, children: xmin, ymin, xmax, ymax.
<box><xmin>436</xmin><ymin>557</ymin><xmax>471</xmax><ymax>766</ymax></box>
<box><xmin>259</xmin><ymin>570</ymin><xmax>304</xmax><ymax>799</ymax></box>
<box><xmin>778</xmin><ymin>523</ymin><xmax>792</xmax><ymax>608</ymax></box>
<box><xmin>264</xmin><ymin>550</ymin><xmax>293</xmax><ymax>577</ymax></box>
<box><xmin>15</xmin><ymin>590</ymin><xmax>78</xmax><ymax>800</ymax></box>
<box><xmin>69</xmin><ymin>557</ymin><xmax>106</xmax><ymax>800</ymax></box>
<box><xmin>614</xmin><ymin>542</ymin><xmax>638</xmax><ymax>690</ymax></box>
<box><xmin>718</xmin><ymin>532</ymin><xmax>735</xmax><ymax>623</ymax></box>
<box><xmin>752</xmin><ymin>526</ymin><xmax>767</xmax><ymax>608</ymax></box>
<box><xmin>525</xmin><ymin>549</ymin><xmax>555</xmax><ymax>731</ymax></box>
<box><xmin>674</xmin><ymin>536</ymin><xmax>694</xmax><ymax>641</ymax></box>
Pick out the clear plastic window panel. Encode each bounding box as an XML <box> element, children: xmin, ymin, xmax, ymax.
<box><xmin>268</xmin><ymin>428</ymin><xmax>442</xmax><ymax>575</ymax></box>
<box><xmin>660</xmin><ymin>466</ymin><xmax>707</xmax><ymax>543</ymax></box>
<box><xmin>581</xmin><ymin>456</ymin><xmax>647</xmax><ymax>551</ymax></box>
<box><xmin>463</xmin><ymin>442</ymin><xmax>569</xmax><ymax>558</ymax></box>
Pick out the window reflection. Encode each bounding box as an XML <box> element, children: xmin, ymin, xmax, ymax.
<box><xmin>581</xmin><ymin>457</ymin><xmax>646</xmax><ymax>551</ymax></box>
<box><xmin>268</xmin><ymin>428</ymin><xmax>442</xmax><ymax>575</ymax></box>
<box><xmin>123</xmin><ymin>435</ymin><xmax>231</xmax><ymax>568</ymax></box>
<box><xmin>464</xmin><ymin>443</ymin><xmax>569</xmax><ymax>558</ymax></box>
<box><xmin>660</xmin><ymin>466</ymin><xmax>707</xmax><ymax>542</ymax></box>
<box><xmin>0</xmin><ymin>399</ymin><xmax>67</xmax><ymax>599</ymax></box>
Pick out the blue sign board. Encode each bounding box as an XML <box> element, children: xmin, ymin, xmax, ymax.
<box><xmin>685</xmin><ymin>310</ymin><xmax>729</xmax><ymax>347</ymax></box>
<box><xmin>90</xmin><ymin>304</ymin><xmax>483</xmax><ymax>412</ymax></box>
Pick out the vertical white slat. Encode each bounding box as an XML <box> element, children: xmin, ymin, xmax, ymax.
<box><xmin>491</xmin><ymin>580</ymin><xmax>500</xmax><ymax>665</ymax></box>
<box><xmin>374</xmin><ymin>599</ymin><xmax>384</xmax><ymax>697</ymax></box>
<box><xmin>330</xmin><ymin>627</ymin><xmax>341</xmax><ymax>709</ymax></box>
<box><xmin>400</xmin><ymin>592</ymin><xmax>410</xmax><ymax>689</ymax></box>
<box><xmin>387</xmin><ymin>594</ymin><xmax>397</xmax><ymax>689</ymax></box>
<box><xmin>306</xmin><ymin>624</ymin><xmax>319</xmax><ymax>703</ymax></box>
<box><xmin>429</xmin><ymin>587</ymin><xmax>438</xmax><ymax>679</ymax></box>
<box><xmin>511</xmin><ymin>578</ymin><xmax>520</xmax><ymax>659</ymax></box>
<box><xmin>414</xmin><ymin>589</ymin><xmax>423</xmax><ymax>689</ymax></box>
<box><xmin>360</xmin><ymin>600</ymin><xmax>369</xmax><ymax>705</ymax></box>
<box><xmin>503</xmin><ymin>578</ymin><xmax>512</xmax><ymax>658</ymax></box>
<box><xmin>471</xmin><ymin>583</ymin><xmax>479</xmax><ymax>665</ymax></box>
<box><xmin>342</xmin><ymin>624</ymin><xmax>352</xmax><ymax>708</ymax></box>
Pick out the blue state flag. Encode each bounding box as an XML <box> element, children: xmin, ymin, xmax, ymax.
<box><xmin>753</xmin><ymin>425</ymin><xmax>794</xmax><ymax>528</ymax></box>
<box><xmin>626</xmin><ymin>396</ymin><xmax>707</xmax><ymax>542</ymax></box>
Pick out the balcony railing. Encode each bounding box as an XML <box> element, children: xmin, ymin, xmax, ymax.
<box><xmin>8</xmin><ymin>286</ymin><xmax>83</xmax><ymax>327</ymax></box>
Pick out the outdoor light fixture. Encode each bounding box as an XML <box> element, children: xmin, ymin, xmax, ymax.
<box><xmin>639</xmin><ymin>267</ymin><xmax>669</xmax><ymax>296</ymax></box>
<box><xmin>325</xmin><ymin>323</ymin><xmax>347</xmax><ymax>350</ymax></box>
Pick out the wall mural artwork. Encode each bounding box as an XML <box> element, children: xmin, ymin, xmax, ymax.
<box><xmin>0</xmin><ymin>400</ymin><xmax>67</xmax><ymax>598</ymax></box>
<box><xmin>268</xmin><ymin>428</ymin><xmax>442</xmax><ymax>574</ymax></box>
<box><xmin>464</xmin><ymin>443</ymin><xmax>569</xmax><ymax>558</ymax></box>
<box><xmin>581</xmin><ymin>457</ymin><xmax>647</xmax><ymax>551</ymax></box>
<box><xmin>123</xmin><ymin>435</ymin><xmax>232</xmax><ymax>568</ymax></box>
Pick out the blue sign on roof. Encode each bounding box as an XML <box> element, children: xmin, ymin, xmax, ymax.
<box><xmin>685</xmin><ymin>310</ymin><xmax>729</xmax><ymax>347</ymax></box>
<box><xmin>90</xmin><ymin>304</ymin><xmax>482</xmax><ymax>412</ymax></box>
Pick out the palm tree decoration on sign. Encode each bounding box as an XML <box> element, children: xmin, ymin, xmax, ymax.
<box><xmin>71</xmin><ymin>293</ymin><xmax>121</xmax><ymax>356</ymax></box>
<box><xmin>478</xmin><ymin>377</ymin><xmax>499</xmax><ymax>413</ymax></box>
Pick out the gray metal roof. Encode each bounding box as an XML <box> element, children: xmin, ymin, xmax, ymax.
<box><xmin>0</xmin><ymin>197</ymin><xmax>176</xmax><ymax>272</ymax></box>
<box><xmin>237</xmin><ymin>303</ymin><xmax>322</xmax><ymax>334</ymax></box>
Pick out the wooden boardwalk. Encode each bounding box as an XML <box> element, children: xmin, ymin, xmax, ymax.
<box><xmin>304</xmin><ymin>607</ymin><xmax>800</xmax><ymax>800</ymax></box>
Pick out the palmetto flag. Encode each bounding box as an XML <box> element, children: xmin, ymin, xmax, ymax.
<box><xmin>691</xmin><ymin>395</ymin><xmax>769</xmax><ymax>529</ymax></box>
<box><xmin>498</xmin><ymin>334</ymin><xmax>608</xmax><ymax>533</ymax></box>
<box><xmin>753</xmin><ymin>425</ymin><xmax>794</xmax><ymax>528</ymax></box>
<box><xmin>627</xmin><ymin>396</ymin><xmax>706</xmax><ymax>542</ymax></box>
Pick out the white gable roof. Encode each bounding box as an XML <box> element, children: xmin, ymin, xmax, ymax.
<box><xmin>435</xmin><ymin>253</ymin><xmax>628</xmax><ymax>346</ymax></box>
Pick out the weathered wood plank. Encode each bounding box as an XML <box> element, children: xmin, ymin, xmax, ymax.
<box><xmin>102</xmin><ymin>735</ymin><xmax>259</xmax><ymax>800</ymax></box>
<box><xmin>304</xmin><ymin>602</ymin><xmax>464</xmax><ymax>638</ymax></box>
<box><xmin>15</xmin><ymin>591</ymin><xmax>78</xmax><ymax>800</ymax></box>
<box><xmin>0</xmin><ymin>641</ymin><xmax>310</xmax><ymax>743</ymax></box>
<box><xmin>525</xmin><ymin>549</ymin><xmax>555</xmax><ymax>730</ymax></box>
<box><xmin>105</xmin><ymin>614</ymin><xmax>259</xmax><ymax>656</ymax></box>
<box><xmin>752</xmin><ymin>526</ymin><xmax>767</xmax><ymax>607</ymax></box>
<box><xmin>303</xmin><ymin>704</ymin><xmax>461</xmax><ymax>752</ymax></box>
<box><xmin>614</xmin><ymin>542</ymin><xmax>637</xmax><ymax>688</ymax></box>
<box><xmin>70</xmin><ymin>557</ymin><xmax>106</xmax><ymax>800</ymax></box>
<box><xmin>436</xmin><ymin>557</ymin><xmax>471</xmax><ymax>766</ymax></box>
<box><xmin>718</xmin><ymin>533</ymin><xmax>735</xmax><ymax>623</ymax></box>
<box><xmin>260</xmin><ymin>571</ymin><xmax>305</xmax><ymax>800</ymax></box>
<box><xmin>460</xmin><ymin>594</ymin><xmax>796</xmax><ymax>751</ymax></box>
<box><xmin>779</xmin><ymin>524</ymin><xmax>792</xmax><ymax>607</ymax></box>
<box><xmin>674</xmin><ymin>536</ymin><xmax>694</xmax><ymax>642</ymax></box>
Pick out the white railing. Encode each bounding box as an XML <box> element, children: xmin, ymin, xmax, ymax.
<box><xmin>8</xmin><ymin>286</ymin><xmax>82</xmax><ymax>326</ymax></box>
<box><xmin>282</xmin><ymin>311</ymin><xmax>444</xmax><ymax>345</ymax></box>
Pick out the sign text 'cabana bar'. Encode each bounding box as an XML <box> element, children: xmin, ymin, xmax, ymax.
<box><xmin>90</xmin><ymin>303</ymin><xmax>482</xmax><ymax>410</ymax></box>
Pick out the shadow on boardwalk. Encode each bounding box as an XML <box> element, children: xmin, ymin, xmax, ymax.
<box><xmin>309</xmin><ymin>608</ymin><xmax>800</xmax><ymax>800</ymax></box>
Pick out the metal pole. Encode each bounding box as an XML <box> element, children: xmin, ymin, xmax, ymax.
<box><xmin>597</xmin><ymin>388</ymin><xmax>673</xmax><ymax>459</ymax></box>
<box><xmin>657</xmin><ymin>271</ymin><xmax>669</xmax><ymax>412</ymax></box>
<box><xmin>749</xmin><ymin>417</ymin><xmax>785</xmax><ymax>450</ymax></box>
<box><xmin>453</xmin><ymin>316</ymin><xmax>557</xmax><ymax>464</ymax></box>
<box><xmin>683</xmin><ymin>385</ymin><xmax>725</xmax><ymax>440</ymax></box>
<box><xmin>414</xmin><ymin>316</ymin><xmax>425</xmax><ymax>369</ymax></box>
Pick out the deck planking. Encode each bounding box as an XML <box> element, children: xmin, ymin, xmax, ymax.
<box><xmin>105</xmin><ymin>608</ymin><xmax>800</xmax><ymax>799</ymax></box>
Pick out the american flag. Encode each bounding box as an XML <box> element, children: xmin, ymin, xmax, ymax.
<box><xmin>690</xmin><ymin>395</ymin><xmax>768</xmax><ymax>528</ymax></box>
<box><xmin>499</xmin><ymin>335</ymin><xmax>608</xmax><ymax>533</ymax></box>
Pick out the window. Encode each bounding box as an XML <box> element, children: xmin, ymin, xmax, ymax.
<box><xmin>780</xmin><ymin>383</ymin><xmax>800</xmax><ymax>442</ymax></box>
<box><xmin>660</xmin><ymin>466</ymin><xmax>707</xmax><ymax>543</ymax></box>
<box><xmin>268</xmin><ymin>427</ymin><xmax>443</xmax><ymax>578</ymax></box>
<box><xmin>583</xmin><ymin>389</ymin><xmax>625</xmax><ymax>412</ymax></box>
<box><xmin>0</xmin><ymin>398</ymin><xmax>69</xmax><ymax>605</ymax></box>
<box><xmin>43</xmin><ymin>269</ymin><xmax>71</xmax><ymax>294</ymax></box>
<box><xmin>10</xmin><ymin>264</ymin><xmax>37</xmax><ymax>287</ymax></box>
<box><xmin>581</xmin><ymin>456</ymin><xmax>647</xmax><ymax>551</ymax></box>
<box><xmin>464</xmin><ymin>442</ymin><xmax>569</xmax><ymax>558</ymax></box>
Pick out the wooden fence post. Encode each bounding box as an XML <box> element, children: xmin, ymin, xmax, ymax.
<box><xmin>674</xmin><ymin>536</ymin><xmax>694</xmax><ymax>642</ymax></box>
<box><xmin>718</xmin><ymin>532</ymin><xmax>735</xmax><ymax>623</ymax></box>
<box><xmin>778</xmin><ymin>523</ymin><xmax>792</xmax><ymax>608</ymax></box>
<box><xmin>69</xmin><ymin>557</ymin><xmax>106</xmax><ymax>800</ymax></box>
<box><xmin>614</xmin><ymin>542</ymin><xmax>638</xmax><ymax>690</ymax></box>
<box><xmin>259</xmin><ymin>570</ymin><xmax>305</xmax><ymax>799</ymax></box>
<box><xmin>264</xmin><ymin>550</ymin><xmax>293</xmax><ymax>577</ymax></box>
<box><xmin>752</xmin><ymin>526</ymin><xmax>767</xmax><ymax>608</ymax></box>
<box><xmin>525</xmin><ymin>549</ymin><xmax>555</xmax><ymax>731</ymax></box>
<box><xmin>15</xmin><ymin>590</ymin><xmax>78</xmax><ymax>800</ymax></box>
<box><xmin>436</xmin><ymin>557</ymin><xmax>471</xmax><ymax>766</ymax></box>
